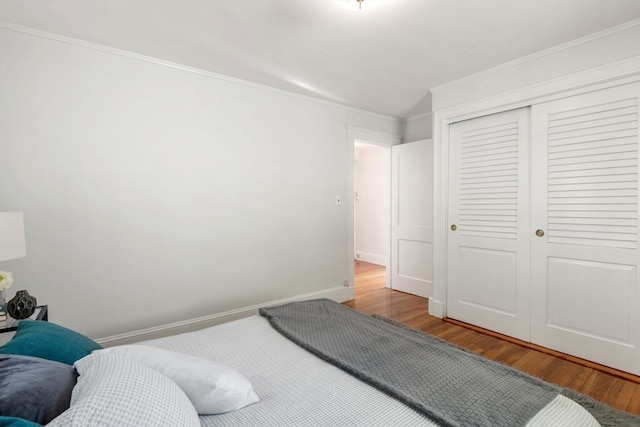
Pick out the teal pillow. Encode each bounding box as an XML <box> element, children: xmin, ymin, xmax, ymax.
<box><xmin>0</xmin><ymin>320</ymin><xmax>102</xmax><ymax>365</ymax></box>
<box><xmin>0</xmin><ymin>417</ymin><xmax>42</xmax><ymax>427</ymax></box>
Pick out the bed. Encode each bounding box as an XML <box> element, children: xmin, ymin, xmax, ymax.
<box><xmin>0</xmin><ymin>298</ymin><xmax>630</xmax><ymax>426</ymax></box>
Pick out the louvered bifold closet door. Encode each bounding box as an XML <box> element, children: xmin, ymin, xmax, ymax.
<box><xmin>447</xmin><ymin>107</ymin><xmax>531</xmax><ymax>341</ymax></box>
<box><xmin>530</xmin><ymin>82</ymin><xmax>640</xmax><ymax>375</ymax></box>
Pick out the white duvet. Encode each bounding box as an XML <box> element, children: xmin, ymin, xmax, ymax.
<box><xmin>141</xmin><ymin>315</ymin><xmax>600</xmax><ymax>427</ymax></box>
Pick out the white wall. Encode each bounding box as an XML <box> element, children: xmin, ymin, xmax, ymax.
<box><xmin>354</xmin><ymin>144</ymin><xmax>389</xmax><ymax>266</ymax></box>
<box><xmin>403</xmin><ymin>112</ymin><xmax>432</xmax><ymax>142</ymax></box>
<box><xmin>0</xmin><ymin>25</ymin><xmax>402</xmax><ymax>340</ymax></box>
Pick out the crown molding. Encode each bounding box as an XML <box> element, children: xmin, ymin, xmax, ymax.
<box><xmin>0</xmin><ymin>21</ymin><xmax>399</xmax><ymax>122</ymax></box>
<box><xmin>431</xmin><ymin>19</ymin><xmax>639</xmax><ymax>96</ymax></box>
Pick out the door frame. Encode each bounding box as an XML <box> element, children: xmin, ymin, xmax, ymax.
<box><xmin>431</xmin><ymin>59</ymin><xmax>639</xmax><ymax>319</ymax></box>
<box><xmin>347</xmin><ymin>126</ymin><xmax>401</xmax><ymax>289</ymax></box>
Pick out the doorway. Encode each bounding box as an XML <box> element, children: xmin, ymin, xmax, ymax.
<box><xmin>346</xmin><ymin>126</ymin><xmax>401</xmax><ymax>291</ymax></box>
<box><xmin>348</xmin><ymin>131</ymin><xmax>433</xmax><ymax>296</ymax></box>
<box><xmin>354</xmin><ymin>142</ymin><xmax>390</xmax><ymax>279</ymax></box>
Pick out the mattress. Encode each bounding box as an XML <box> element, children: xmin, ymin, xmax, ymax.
<box><xmin>140</xmin><ymin>315</ymin><xmax>600</xmax><ymax>427</ymax></box>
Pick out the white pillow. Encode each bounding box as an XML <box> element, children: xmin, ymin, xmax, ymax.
<box><xmin>48</xmin><ymin>352</ymin><xmax>200</xmax><ymax>427</ymax></box>
<box><xmin>100</xmin><ymin>344</ymin><xmax>260</xmax><ymax>414</ymax></box>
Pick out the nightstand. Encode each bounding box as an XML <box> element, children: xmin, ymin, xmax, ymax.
<box><xmin>0</xmin><ymin>305</ymin><xmax>48</xmax><ymax>333</ymax></box>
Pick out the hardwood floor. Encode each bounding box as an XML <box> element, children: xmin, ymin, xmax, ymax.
<box><xmin>343</xmin><ymin>261</ymin><xmax>640</xmax><ymax>415</ymax></box>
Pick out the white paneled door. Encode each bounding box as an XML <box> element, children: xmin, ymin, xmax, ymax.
<box><xmin>530</xmin><ymin>82</ymin><xmax>640</xmax><ymax>375</ymax></box>
<box><xmin>447</xmin><ymin>82</ymin><xmax>640</xmax><ymax>375</ymax></box>
<box><xmin>391</xmin><ymin>140</ymin><xmax>433</xmax><ymax>298</ymax></box>
<box><xmin>447</xmin><ymin>108</ymin><xmax>531</xmax><ymax>341</ymax></box>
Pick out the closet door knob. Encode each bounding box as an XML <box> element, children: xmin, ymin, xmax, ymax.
<box><xmin>535</xmin><ymin>229</ymin><xmax>545</xmax><ymax>237</ymax></box>
<box><xmin>451</xmin><ymin>224</ymin><xmax>457</xmax><ymax>231</ymax></box>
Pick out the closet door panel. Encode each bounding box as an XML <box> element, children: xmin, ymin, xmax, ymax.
<box><xmin>531</xmin><ymin>82</ymin><xmax>640</xmax><ymax>375</ymax></box>
<box><xmin>447</xmin><ymin>108</ymin><xmax>530</xmax><ymax>341</ymax></box>
<box><xmin>546</xmin><ymin>257</ymin><xmax>635</xmax><ymax>343</ymax></box>
<box><xmin>458</xmin><ymin>246</ymin><xmax>517</xmax><ymax>314</ymax></box>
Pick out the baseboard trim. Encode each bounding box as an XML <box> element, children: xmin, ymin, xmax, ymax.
<box><xmin>96</xmin><ymin>286</ymin><xmax>353</xmax><ymax>347</ymax></box>
<box><xmin>428</xmin><ymin>299</ymin><xmax>444</xmax><ymax>319</ymax></box>
<box><xmin>354</xmin><ymin>252</ymin><xmax>386</xmax><ymax>266</ymax></box>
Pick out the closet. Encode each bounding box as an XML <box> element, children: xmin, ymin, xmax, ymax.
<box><xmin>446</xmin><ymin>82</ymin><xmax>640</xmax><ymax>375</ymax></box>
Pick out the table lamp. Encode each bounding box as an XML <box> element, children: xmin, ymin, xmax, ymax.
<box><xmin>0</xmin><ymin>212</ymin><xmax>27</xmax><ymax>262</ymax></box>
<box><xmin>0</xmin><ymin>212</ymin><xmax>34</xmax><ymax>319</ymax></box>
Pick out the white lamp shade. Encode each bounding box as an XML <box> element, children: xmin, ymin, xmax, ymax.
<box><xmin>0</xmin><ymin>212</ymin><xmax>27</xmax><ymax>262</ymax></box>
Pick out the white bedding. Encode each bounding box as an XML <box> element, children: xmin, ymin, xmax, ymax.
<box><xmin>141</xmin><ymin>315</ymin><xmax>600</xmax><ymax>427</ymax></box>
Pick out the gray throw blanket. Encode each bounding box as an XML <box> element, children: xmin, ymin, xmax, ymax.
<box><xmin>260</xmin><ymin>299</ymin><xmax>560</xmax><ymax>427</ymax></box>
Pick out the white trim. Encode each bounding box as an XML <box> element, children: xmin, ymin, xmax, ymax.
<box><xmin>97</xmin><ymin>286</ymin><xmax>352</xmax><ymax>347</ymax></box>
<box><xmin>429</xmin><ymin>111</ymin><xmax>448</xmax><ymax>319</ymax></box>
<box><xmin>347</xmin><ymin>126</ymin><xmax>402</xmax><ymax>145</ymax></box>
<box><xmin>346</xmin><ymin>127</ymin><xmax>356</xmax><ymax>291</ymax></box>
<box><xmin>430</xmin><ymin>19</ymin><xmax>640</xmax><ymax>96</ymax></box>
<box><xmin>0</xmin><ymin>21</ymin><xmax>398</xmax><ymax>121</ymax></box>
<box><xmin>436</xmin><ymin>57</ymin><xmax>640</xmax><ymax>122</ymax></box>
<box><xmin>428</xmin><ymin>300</ymin><xmax>445</xmax><ymax>319</ymax></box>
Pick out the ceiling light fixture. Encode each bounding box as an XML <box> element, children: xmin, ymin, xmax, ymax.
<box><xmin>336</xmin><ymin>0</ymin><xmax>378</xmax><ymax>12</ymax></box>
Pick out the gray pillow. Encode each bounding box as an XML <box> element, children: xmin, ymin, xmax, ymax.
<box><xmin>0</xmin><ymin>354</ymin><xmax>78</xmax><ymax>424</ymax></box>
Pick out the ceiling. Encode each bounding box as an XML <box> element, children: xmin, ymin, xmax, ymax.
<box><xmin>1</xmin><ymin>0</ymin><xmax>639</xmax><ymax>119</ymax></box>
